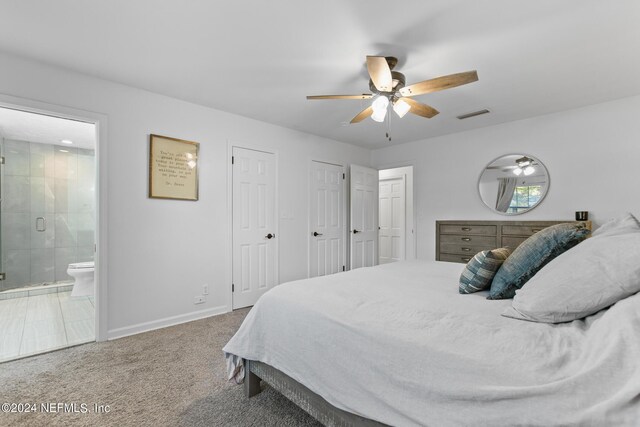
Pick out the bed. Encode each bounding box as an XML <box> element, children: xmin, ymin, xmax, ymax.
<box><xmin>223</xmin><ymin>260</ymin><xmax>640</xmax><ymax>426</ymax></box>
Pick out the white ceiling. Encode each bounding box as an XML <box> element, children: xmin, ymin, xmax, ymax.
<box><xmin>0</xmin><ymin>107</ymin><xmax>96</xmax><ymax>149</ymax></box>
<box><xmin>0</xmin><ymin>1</ymin><xmax>639</xmax><ymax>149</ymax></box>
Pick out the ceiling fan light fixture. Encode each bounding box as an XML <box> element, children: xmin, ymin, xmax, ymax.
<box><xmin>393</xmin><ymin>99</ymin><xmax>411</xmax><ymax>118</ymax></box>
<box><xmin>514</xmin><ymin>156</ymin><xmax>535</xmax><ymax>175</ymax></box>
<box><xmin>371</xmin><ymin>108</ymin><xmax>387</xmax><ymax>122</ymax></box>
<box><xmin>371</xmin><ymin>96</ymin><xmax>389</xmax><ymax>122</ymax></box>
<box><xmin>371</xmin><ymin>95</ymin><xmax>389</xmax><ymax>113</ymax></box>
<box><xmin>515</xmin><ymin>156</ymin><xmax>532</xmax><ymax>167</ymax></box>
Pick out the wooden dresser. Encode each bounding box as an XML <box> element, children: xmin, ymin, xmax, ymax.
<box><xmin>436</xmin><ymin>220</ymin><xmax>590</xmax><ymax>264</ymax></box>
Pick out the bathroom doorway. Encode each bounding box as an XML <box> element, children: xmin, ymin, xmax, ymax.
<box><xmin>378</xmin><ymin>166</ymin><xmax>415</xmax><ymax>264</ymax></box>
<box><xmin>0</xmin><ymin>106</ymin><xmax>97</xmax><ymax>362</ymax></box>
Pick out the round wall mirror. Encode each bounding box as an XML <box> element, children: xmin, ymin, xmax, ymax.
<box><xmin>478</xmin><ymin>154</ymin><xmax>550</xmax><ymax>215</ymax></box>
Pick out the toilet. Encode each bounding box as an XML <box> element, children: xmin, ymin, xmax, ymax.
<box><xmin>67</xmin><ymin>261</ymin><xmax>95</xmax><ymax>297</ymax></box>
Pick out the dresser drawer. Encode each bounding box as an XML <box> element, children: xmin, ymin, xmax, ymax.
<box><xmin>502</xmin><ymin>236</ymin><xmax>529</xmax><ymax>249</ymax></box>
<box><xmin>439</xmin><ymin>234</ymin><xmax>497</xmax><ymax>246</ymax></box>
<box><xmin>501</xmin><ymin>225</ymin><xmax>547</xmax><ymax>236</ymax></box>
<box><xmin>439</xmin><ymin>253</ymin><xmax>474</xmax><ymax>264</ymax></box>
<box><xmin>440</xmin><ymin>224</ymin><xmax>497</xmax><ymax>235</ymax></box>
<box><xmin>440</xmin><ymin>243</ymin><xmax>494</xmax><ymax>256</ymax></box>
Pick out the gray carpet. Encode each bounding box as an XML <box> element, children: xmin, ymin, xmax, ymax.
<box><xmin>0</xmin><ymin>308</ymin><xmax>322</xmax><ymax>427</ymax></box>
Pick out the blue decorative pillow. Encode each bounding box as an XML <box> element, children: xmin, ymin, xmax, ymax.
<box><xmin>487</xmin><ymin>222</ymin><xmax>591</xmax><ymax>300</ymax></box>
<box><xmin>459</xmin><ymin>248</ymin><xmax>511</xmax><ymax>294</ymax></box>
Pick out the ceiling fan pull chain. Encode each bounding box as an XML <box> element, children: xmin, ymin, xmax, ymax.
<box><xmin>387</xmin><ymin>104</ymin><xmax>392</xmax><ymax>142</ymax></box>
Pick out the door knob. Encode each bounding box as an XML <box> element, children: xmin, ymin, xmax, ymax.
<box><xmin>313</xmin><ymin>232</ymin><xmax>323</xmax><ymax>237</ymax></box>
<box><xmin>265</xmin><ymin>233</ymin><xmax>275</xmax><ymax>239</ymax></box>
<box><xmin>353</xmin><ymin>229</ymin><xmax>361</xmax><ymax>234</ymax></box>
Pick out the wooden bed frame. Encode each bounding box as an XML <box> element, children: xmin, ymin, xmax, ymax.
<box><xmin>244</xmin><ymin>359</ymin><xmax>387</xmax><ymax>426</ymax></box>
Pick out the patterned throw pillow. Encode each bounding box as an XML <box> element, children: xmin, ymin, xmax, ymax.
<box><xmin>459</xmin><ymin>248</ymin><xmax>512</xmax><ymax>294</ymax></box>
<box><xmin>487</xmin><ymin>222</ymin><xmax>591</xmax><ymax>300</ymax></box>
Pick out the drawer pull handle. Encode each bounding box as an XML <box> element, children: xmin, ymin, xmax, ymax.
<box><xmin>461</xmin><ymin>248</ymin><xmax>471</xmax><ymax>252</ymax></box>
<box><xmin>461</xmin><ymin>257</ymin><xmax>471</xmax><ymax>262</ymax></box>
<box><xmin>461</xmin><ymin>238</ymin><xmax>471</xmax><ymax>242</ymax></box>
<box><xmin>531</xmin><ymin>229</ymin><xmax>542</xmax><ymax>233</ymax></box>
<box><xmin>461</xmin><ymin>227</ymin><xmax>472</xmax><ymax>231</ymax></box>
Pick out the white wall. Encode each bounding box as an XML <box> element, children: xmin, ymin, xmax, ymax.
<box><xmin>0</xmin><ymin>52</ymin><xmax>370</xmax><ymax>338</ymax></box>
<box><xmin>372</xmin><ymin>94</ymin><xmax>640</xmax><ymax>261</ymax></box>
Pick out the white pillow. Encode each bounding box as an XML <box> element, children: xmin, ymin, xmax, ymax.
<box><xmin>592</xmin><ymin>213</ymin><xmax>640</xmax><ymax>238</ymax></box>
<box><xmin>502</xmin><ymin>231</ymin><xmax>640</xmax><ymax>323</ymax></box>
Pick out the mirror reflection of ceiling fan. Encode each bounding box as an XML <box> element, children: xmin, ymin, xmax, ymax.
<box><xmin>486</xmin><ymin>157</ymin><xmax>539</xmax><ymax>175</ymax></box>
<box><xmin>307</xmin><ymin>56</ymin><xmax>478</xmax><ymax>125</ymax></box>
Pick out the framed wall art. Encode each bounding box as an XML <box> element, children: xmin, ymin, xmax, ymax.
<box><xmin>149</xmin><ymin>134</ymin><xmax>199</xmax><ymax>201</ymax></box>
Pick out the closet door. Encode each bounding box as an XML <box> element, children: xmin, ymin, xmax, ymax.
<box><xmin>309</xmin><ymin>161</ymin><xmax>345</xmax><ymax>277</ymax></box>
<box><xmin>349</xmin><ymin>165</ymin><xmax>378</xmax><ymax>269</ymax></box>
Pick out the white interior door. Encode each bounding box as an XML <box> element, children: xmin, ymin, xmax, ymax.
<box><xmin>350</xmin><ymin>164</ymin><xmax>378</xmax><ymax>269</ymax></box>
<box><xmin>309</xmin><ymin>161</ymin><xmax>344</xmax><ymax>277</ymax></box>
<box><xmin>379</xmin><ymin>177</ymin><xmax>405</xmax><ymax>264</ymax></box>
<box><xmin>379</xmin><ymin>166</ymin><xmax>415</xmax><ymax>260</ymax></box>
<box><xmin>232</xmin><ymin>147</ymin><xmax>277</xmax><ymax>309</ymax></box>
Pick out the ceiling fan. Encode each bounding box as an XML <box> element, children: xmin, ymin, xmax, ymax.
<box><xmin>307</xmin><ymin>56</ymin><xmax>478</xmax><ymax>125</ymax></box>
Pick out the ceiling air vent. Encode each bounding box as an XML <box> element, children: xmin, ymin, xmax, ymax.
<box><xmin>457</xmin><ymin>109</ymin><xmax>490</xmax><ymax>120</ymax></box>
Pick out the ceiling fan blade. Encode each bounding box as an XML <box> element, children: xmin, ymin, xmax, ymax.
<box><xmin>399</xmin><ymin>70</ymin><xmax>478</xmax><ymax>97</ymax></box>
<box><xmin>486</xmin><ymin>165</ymin><xmax>518</xmax><ymax>170</ymax></box>
<box><xmin>402</xmin><ymin>97</ymin><xmax>439</xmax><ymax>118</ymax></box>
<box><xmin>366</xmin><ymin>56</ymin><xmax>393</xmax><ymax>92</ymax></box>
<box><xmin>486</xmin><ymin>163</ymin><xmax>538</xmax><ymax>170</ymax></box>
<box><xmin>306</xmin><ymin>94</ymin><xmax>373</xmax><ymax>100</ymax></box>
<box><xmin>350</xmin><ymin>106</ymin><xmax>373</xmax><ymax>124</ymax></box>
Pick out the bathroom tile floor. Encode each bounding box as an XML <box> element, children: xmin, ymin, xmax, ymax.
<box><xmin>0</xmin><ymin>291</ymin><xmax>94</xmax><ymax>363</ymax></box>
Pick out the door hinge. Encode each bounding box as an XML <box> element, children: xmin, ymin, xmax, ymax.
<box><xmin>342</xmin><ymin>173</ymin><xmax>345</xmax><ymax>179</ymax></box>
<box><xmin>231</xmin><ymin>156</ymin><xmax>234</xmax><ymax>165</ymax></box>
<box><xmin>0</xmin><ymin>156</ymin><xmax>4</xmax><ymax>164</ymax></box>
<box><xmin>0</xmin><ymin>273</ymin><xmax>5</xmax><ymax>280</ymax></box>
<box><xmin>342</xmin><ymin>266</ymin><xmax>345</xmax><ymax>271</ymax></box>
<box><xmin>232</xmin><ymin>283</ymin><xmax>235</xmax><ymax>292</ymax></box>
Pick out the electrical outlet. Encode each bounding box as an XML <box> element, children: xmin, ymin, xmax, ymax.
<box><xmin>194</xmin><ymin>296</ymin><xmax>205</xmax><ymax>304</ymax></box>
<box><xmin>203</xmin><ymin>284</ymin><xmax>209</xmax><ymax>295</ymax></box>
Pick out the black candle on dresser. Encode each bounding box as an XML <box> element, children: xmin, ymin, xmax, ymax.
<box><xmin>575</xmin><ymin>211</ymin><xmax>589</xmax><ymax>221</ymax></box>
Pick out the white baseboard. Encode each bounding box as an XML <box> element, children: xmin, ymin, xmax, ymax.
<box><xmin>107</xmin><ymin>305</ymin><xmax>229</xmax><ymax>340</ymax></box>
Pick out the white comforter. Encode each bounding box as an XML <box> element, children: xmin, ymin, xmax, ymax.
<box><xmin>223</xmin><ymin>261</ymin><xmax>640</xmax><ymax>426</ymax></box>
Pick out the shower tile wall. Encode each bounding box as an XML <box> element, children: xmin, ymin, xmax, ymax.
<box><xmin>1</xmin><ymin>139</ymin><xmax>95</xmax><ymax>291</ymax></box>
